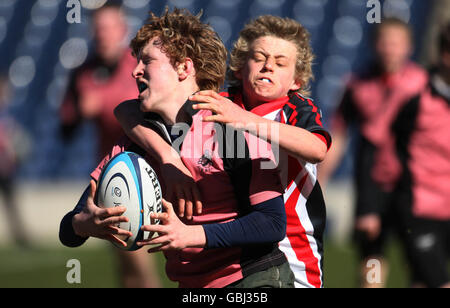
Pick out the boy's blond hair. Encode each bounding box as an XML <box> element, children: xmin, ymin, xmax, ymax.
<box><xmin>228</xmin><ymin>15</ymin><xmax>314</xmax><ymax>97</ymax></box>
<box><xmin>130</xmin><ymin>8</ymin><xmax>227</xmax><ymax>92</ymax></box>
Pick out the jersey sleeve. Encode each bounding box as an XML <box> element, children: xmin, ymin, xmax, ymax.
<box><xmin>59</xmin><ymin>186</ymin><xmax>90</xmax><ymax>247</ymax></box>
<box><xmin>203</xmin><ymin>195</ymin><xmax>286</xmax><ymax>249</ymax></box>
<box><xmin>286</xmin><ymin>93</ymin><xmax>332</xmax><ymax>150</ymax></box>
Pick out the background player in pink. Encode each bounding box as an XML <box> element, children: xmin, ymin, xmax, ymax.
<box><xmin>116</xmin><ymin>15</ymin><xmax>331</xmax><ymax>288</ymax></box>
<box><xmin>60</xmin><ymin>2</ymin><xmax>137</xmax><ymax>160</ymax></box>
<box><xmin>60</xmin><ymin>8</ymin><xmax>293</xmax><ymax>288</ymax></box>
<box><xmin>59</xmin><ymin>2</ymin><xmax>160</xmax><ymax>288</ymax></box>
<box><xmin>391</xmin><ymin>22</ymin><xmax>450</xmax><ymax>288</ymax></box>
<box><xmin>0</xmin><ymin>74</ymin><xmax>31</xmax><ymax>248</ymax></box>
<box><xmin>318</xmin><ymin>18</ymin><xmax>428</xmax><ymax>287</ymax></box>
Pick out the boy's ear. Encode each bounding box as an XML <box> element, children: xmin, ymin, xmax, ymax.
<box><xmin>177</xmin><ymin>58</ymin><xmax>195</xmax><ymax>81</ymax></box>
<box><xmin>290</xmin><ymin>78</ymin><xmax>302</xmax><ymax>92</ymax></box>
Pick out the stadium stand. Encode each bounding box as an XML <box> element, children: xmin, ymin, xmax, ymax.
<box><xmin>0</xmin><ymin>0</ymin><xmax>432</xmax><ymax>180</ymax></box>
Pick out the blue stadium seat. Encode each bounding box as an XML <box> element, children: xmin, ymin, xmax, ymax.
<box><xmin>338</xmin><ymin>0</ymin><xmax>367</xmax><ymax>17</ymax></box>
<box><xmin>0</xmin><ymin>0</ymin><xmax>433</xmax><ymax>179</ymax></box>
<box><xmin>205</xmin><ymin>16</ymin><xmax>233</xmax><ymax>46</ymax></box>
<box><xmin>248</xmin><ymin>0</ymin><xmax>284</xmax><ymax>18</ymax></box>
<box><xmin>293</xmin><ymin>0</ymin><xmax>326</xmax><ymax>29</ymax></box>
<box><xmin>0</xmin><ymin>0</ymin><xmax>17</xmax><ymax>23</ymax></box>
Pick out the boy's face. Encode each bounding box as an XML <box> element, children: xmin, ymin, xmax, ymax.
<box><xmin>237</xmin><ymin>36</ymin><xmax>300</xmax><ymax>107</ymax></box>
<box><xmin>132</xmin><ymin>37</ymin><xmax>180</xmax><ymax>113</ymax></box>
<box><xmin>93</xmin><ymin>7</ymin><xmax>127</xmax><ymax>62</ymax></box>
<box><xmin>375</xmin><ymin>25</ymin><xmax>411</xmax><ymax>73</ymax></box>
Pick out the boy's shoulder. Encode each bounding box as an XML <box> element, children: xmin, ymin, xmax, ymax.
<box><xmin>285</xmin><ymin>92</ymin><xmax>322</xmax><ymax>118</ymax></box>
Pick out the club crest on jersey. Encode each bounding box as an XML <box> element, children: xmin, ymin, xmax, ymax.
<box><xmin>198</xmin><ymin>150</ymin><xmax>213</xmax><ymax>172</ymax></box>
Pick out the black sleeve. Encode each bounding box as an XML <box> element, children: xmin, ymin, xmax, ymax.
<box><xmin>59</xmin><ymin>70</ymin><xmax>82</xmax><ymax>141</ymax></box>
<box><xmin>286</xmin><ymin>93</ymin><xmax>332</xmax><ymax>147</ymax></box>
<box><xmin>59</xmin><ymin>186</ymin><xmax>90</xmax><ymax>248</ymax></box>
<box><xmin>336</xmin><ymin>87</ymin><xmax>358</xmax><ymax>124</ymax></box>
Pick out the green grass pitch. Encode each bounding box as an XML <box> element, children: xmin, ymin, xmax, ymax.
<box><xmin>0</xmin><ymin>238</ymin><xmax>415</xmax><ymax>288</ymax></box>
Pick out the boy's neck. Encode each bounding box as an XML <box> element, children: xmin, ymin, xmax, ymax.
<box><xmin>158</xmin><ymin>85</ymin><xmax>199</xmax><ymax>125</ymax></box>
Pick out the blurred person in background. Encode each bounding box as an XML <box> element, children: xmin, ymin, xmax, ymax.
<box><xmin>59</xmin><ymin>2</ymin><xmax>161</xmax><ymax>288</ymax></box>
<box><xmin>318</xmin><ymin>18</ymin><xmax>428</xmax><ymax>287</ymax></box>
<box><xmin>60</xmin><ymin>1</ymin><xmax>137</xmax><ymax>160</ymax></box>
<box><xmin>391</xmin><ymin>22</ymin><xmax>450</xmax><ymax>288</ymax></box>
<box><xmin>0</xmin><ymin>74</ymin><xmax>31</xmax><ymax>247</ymax></box>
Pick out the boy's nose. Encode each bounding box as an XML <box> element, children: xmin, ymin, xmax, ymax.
<box><xmin>132</xmin><ymin>61</ymin><xmax>144</xmax><ymax>79</ymax></box>
<box><xmin>262</xmin><ymin>57</ymin><xmax>274</xmax><ymax>72</ymax></box>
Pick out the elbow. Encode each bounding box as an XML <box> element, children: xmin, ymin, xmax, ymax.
<box><xmin>274</xmin><ymin>226</ymin><xmax>286</xmax><ymax>243</ymax></box>
<box><xmin>114</xmin><ymin>99</ymin><xmax>144</xmax><ymax>133</ymax></box>
<box><xmin>307</xmin><ymin>142</ymin><xmax>328</xmax><ymax>164</ymax></box>
<box><xmin>114</xmin><ymin>99</ymin><xmax>139</xmax><ymax>122</ymax></box>
<box><xmin>113</xmin><ymin>101</ymin><xmax>126</xmax><ymax>123</ymax></box>
<box><xmin>313</xmin><ymin>146</ymin><xmax>328</xmax><ymax>164</ymax></box>
<box><xmin>273</xmin><ymin>213</ymin><xmax>287</xmax><ymax>243</ymax></box>
<box><xmin>291</xmin><ymin>141</ymin><xmax>328</xmax><ymax>164</ymax></box>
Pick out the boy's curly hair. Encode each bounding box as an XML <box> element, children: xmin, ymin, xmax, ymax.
<box><xmin>130</xmin><ymin>7</ymin><xmax>227</xmax><ymax>92</ymax></box>
<box><xmin>228</xmin><ymin>15</ymin><xmax>314</xmax><ymax>97</ymax></box>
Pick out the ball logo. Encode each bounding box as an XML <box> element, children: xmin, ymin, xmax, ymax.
<box><xmin>145</xmin><ymin>166</ymin><xmax>163</xmax><ymax>218</ymax></box>
<box><xmin>113</xmin><ymin>187</ymin><xmax>122</xmax><ymax>198</ymax></box>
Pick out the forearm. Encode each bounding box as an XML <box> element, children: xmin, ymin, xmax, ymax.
<box><xmin>183</xmin><ymin>225</ymin><xmax>207</xmax><ymax>248</ymax></box>
<box><xmin>202</xmin><ymin>196</ymin><xmax>286</xmax><ymax>249</ymax></box>
<box><xmin>115</xmin><ymin>100</ymin><xmax>178</xmax><ymax>164</ymax></box>
<box><xmin>242</xmin><ymin>113</ymin><xmax>327</xmax><ymax>163</ymax></box>
<box><xmin>129</xmin><ymin>125</ymin><xmax>179</xmax><ymax>163</ymax></box>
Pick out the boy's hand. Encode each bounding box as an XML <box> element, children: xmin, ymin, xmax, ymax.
<box><xmin>137</xmin><ymin>199</ymin><xmax>206</xmax><ymax>252</ymax></box>
<box><xmin>72</xmin><ymin>180</ymin><xmax>132</xmax><ymax>247</ymax></box>
<box><xmin>191</xmin><ymin>90</ymin><xmax>254</xmax><ymax>129</ymax></box>
<box><xmin>161</xmin><ymin>159</ymin><xmax>202</xmax><ymax>221</ymax></box>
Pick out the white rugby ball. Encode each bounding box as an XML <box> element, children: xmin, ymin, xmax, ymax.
<box><xmin>96</xmin><ymin>151</ymin><xmax>163</xmax><ymax>251</ymax></box>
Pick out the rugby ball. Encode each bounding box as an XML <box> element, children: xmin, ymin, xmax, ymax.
<box><xmin>96</xmin><ymin>151</ymin><xmax>163</xmax><ymax>251</ymax></box>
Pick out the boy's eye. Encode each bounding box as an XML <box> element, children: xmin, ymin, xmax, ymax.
<box><xmin>140</xmin><ymin>56</ymin><xmax>152</xmax><ymax>64</ymax></box>
<box><xmin>252</xmin><ymin>53</ymin><xmax>266</xmax><ymax>62</ymax></box>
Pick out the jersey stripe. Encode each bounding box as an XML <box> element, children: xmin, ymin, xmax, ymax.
<box><xmin>282</xmin><ymin>158</ymin><xmax>323</xmax><ymax>288</ymax></box>
<box><xmin>274</xmin><ymin>102</ymin><xmax>324</xmax><ymax>288</ymax></box>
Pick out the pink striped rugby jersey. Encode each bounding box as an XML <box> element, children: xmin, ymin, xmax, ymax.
<box><xmin>91</xmin><ymin>100</ymin><xmax>285</xmax><ymax>288</ymax></box>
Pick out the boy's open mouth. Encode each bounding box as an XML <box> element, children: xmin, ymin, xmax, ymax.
<box><xmin>257</xmin><ymin>77</ymin><xmax>273</xmax><ymax>84</ymax></box>
<box><xmin>138</xmin><ymin>81</ymin><xmax>148</xmax><ymax>93</ymax></box>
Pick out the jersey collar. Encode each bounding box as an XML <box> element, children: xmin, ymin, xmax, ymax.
<box><xmin>142</xmin><ymin>98</ymin><xmax>200</xmax><ymax>145</ymax></box>
<box><xmin>230</xmin><ymin>89</ymin><xmax>289</xmax><ymax>117</ymax></box>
